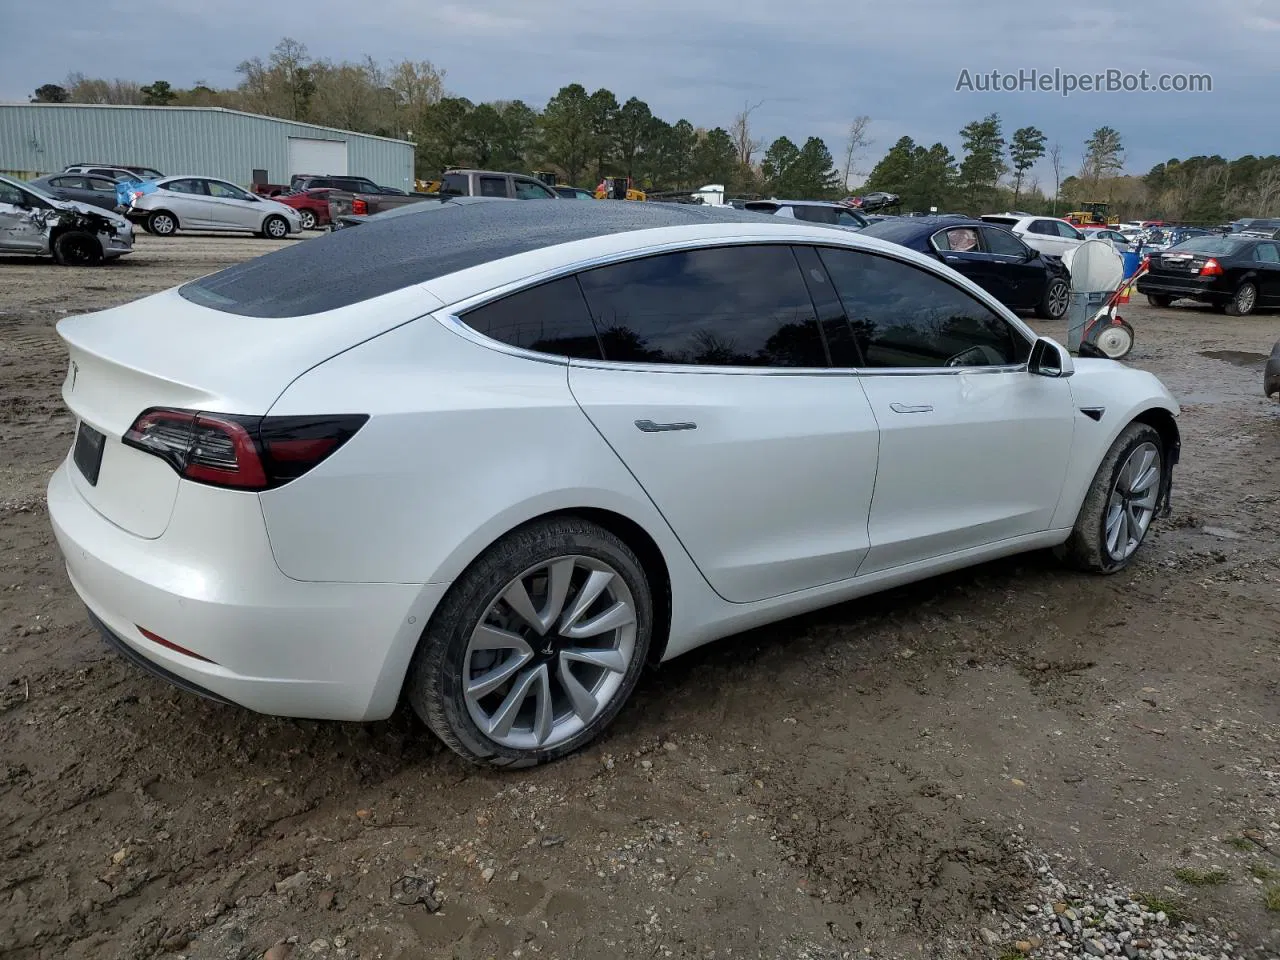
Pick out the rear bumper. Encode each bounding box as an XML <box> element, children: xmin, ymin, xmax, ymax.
<box><xmin>48</xmin><ymin>458</ymin><xmax>446</xmax><ymax>721</ymax></box>
<box><xmin>1136</xmin><ymin>275</ymin><xmax>1229</xmax><ymax>301</ymax></box>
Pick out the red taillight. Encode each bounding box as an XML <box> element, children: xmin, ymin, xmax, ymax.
<box><xmin>351</xmin><ymin>198</ymin><xmax>368</xmax><ymax>215</ymax></box>
<box><xmin>1199</xmin><ymin>258</ymin><xmax>1223</xmax><ymax>276</ymax></box>
<box><xmin>123</xmin><ymin>408</ymin><xmax>368</xmax><ymax>491</ymax></box>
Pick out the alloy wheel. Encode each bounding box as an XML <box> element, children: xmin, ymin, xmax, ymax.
<box><xmin>463</xmin><ymin>555</ymin><xmax>637</xmax><ymax>751</ymax></box>
<box><xmin>299</xmin><ymin>210</ymin><xmax>316</xmax><ymax>230</ymax></box>
<box><xmin>1048</xmin><ymin>280</ymin><xmax>1070</xmax><ymax>318</ymax></box>
<box><xmin>1236</xmin><ymin>284</ymin><xmax>1256</xmax><ymax>315</ymax></box>
<box><xmin>267</xmin><ymin>217</ymin><xmax>288</xmax><ymax>238</ymax></box>
<box><xmin>1104</xmin><ymin>441</ymin><xmax>1161</xmax><ymax>562</ymax></box>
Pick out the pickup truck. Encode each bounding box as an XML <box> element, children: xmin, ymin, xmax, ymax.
<box><xmin>252</xmin><ymin>174</ymin><xmax>407</xmax><ymax>198</ymax></box>
<box><xmin>324</xmin><ymin>186</ymin><xmax>438</xmax><ymax>222</ymax></box>
<box><xmin>437</xmin><ymin>169</ymin><xmax>560</xmax><ymax>200</ymax></box>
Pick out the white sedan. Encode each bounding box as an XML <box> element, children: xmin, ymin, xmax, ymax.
<box><xmin>126</xmin><ymin>176</ymin><xmax>302</xmax><ymax>238</ymax></box>
<box><xmin>48</xmin><ymin>201</ymin><xmax>1181</xmax><ymax>767</ymax></box>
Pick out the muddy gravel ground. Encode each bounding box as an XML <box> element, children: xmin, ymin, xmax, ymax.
<box><xmin>2</xmin><ymin>235</ymin><xmax>1279</xmax><ymax>960</ymax></box>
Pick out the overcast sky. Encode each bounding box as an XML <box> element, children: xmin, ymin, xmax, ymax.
<box><xmin>4</xmin><ymin>0</ymin><xmax>1276</xmax><ymax>183</ymax></box>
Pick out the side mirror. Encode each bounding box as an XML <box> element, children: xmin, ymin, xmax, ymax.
<box><xmin>1029</xmin><ymin>336</ymin><xmax>1074</xmax><ymax>378</ymax></box>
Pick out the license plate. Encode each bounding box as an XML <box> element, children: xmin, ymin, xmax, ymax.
<box><xmin>73</xmin><ymin>421</ymin><xmax>106</xmax><ymax>486</ymax></box>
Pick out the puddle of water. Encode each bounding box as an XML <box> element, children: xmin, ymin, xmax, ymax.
<box><xmin>1200</xmin><ymin>350</ymin><xmax>1267</xmax><ymax>367</ymax></box>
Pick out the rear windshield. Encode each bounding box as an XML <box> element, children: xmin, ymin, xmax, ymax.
<box><xmin>440</xmin><ymin>174</ymin><xmax>469</xmax><ymax>195</ymax></box>
<box><xmin>981</xmin><ymin>216</ymin><xmax>1019</xmax><ymax>226</ymax></box>
<box><xmin>1165</xmin><ymin>237</ymin><xmax>1248</xmax><ymax>256</ymax></box>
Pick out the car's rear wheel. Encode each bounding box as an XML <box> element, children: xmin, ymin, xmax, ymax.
<box><xmin>1036</xmin><ymin>278</ymin><xmax>1070</xmax><ymax>320</ymax></box>
<box><xmin>1146</xmin><ymin>293</ymin><xmax>1173</xmax><ymax>308</ymax></box>
<box><xmin>1224</xmin><ymin>281</ymin><xmax>1257</xmax><ymax>316</ymax></box>
<box><xmin>406</xmin><ymin>517</ymin><xmax>652</xmax><ymax>767</ymax></box>
<box><xmin>147</xmin><ymin>211</ymin><xmax>178</xmax><ymax>236</ymax></box>
<box><xmin>298</xmin><ymin>209</ymin><xmax>317</xmax><ymax>230</ymax></box>
<box><xmin>262</xmin><ymin>215</ymin><xmax>290</xmax><ymax>239</ymax></box>
<box><xmin>1056</xmin><ymin>422</ymin><xmax>1163</xmax><ymax>574</ymax></box>
<box><xmin>52</xmin><ymin>231</ymin><xmax>104</xmax><ymax>266</ymax></box>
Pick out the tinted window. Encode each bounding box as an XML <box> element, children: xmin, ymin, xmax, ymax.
<box><xmin>515</xmin><ymin>179</ymin><xmax>556</xmax><ymax>199</ymax></box>
<box><xmin>577</xmin><ymin>245</ymin><xmax>827</xmax><ymax>367</ymax></box>
<box><xmin>460</xmin><ymin>276</ymin><xmax>602</xmax><ymax>359</ymax></box>
<box><xmin>835</xmin><ymin>209</ymin><xmax>867</xmax><ymax>227</ymax></box>
<box><xmin>817</xmin><ymin>247</ymin><xmax>1026</xmax><ymax>368</ymax></box>
<box><xmin>479</xmin><ymin>176</ymin><xmax>508</xmax><ymax>198</ymax></box>
<box><xmin>1254</xmin><ymin>242</ymin><xmax>1280</xmax><ymax>263</ymax></box>
<box><xmin>1168</xmin><ymin>237</ymin><xmax>1248</xmax><ymax>256</ymax></box>
<box><xmin>1028</xmin><ymin>220</ymin><xmax>1055</xmax><ymax>235</ymax></box>
<box><xmin>982</xmin><ymin>226</ymin><xmax>1026</xmax><ymax>257</ymax></box>
<box><xmin>791</xmin><ymin>205</ymin><xmax>839</xmax><ymax>224</ymax></box>
<box><xmin>440</xmin><ymin>174</ymin><xmax>468</xmax><ymax>195</ymax></box>
<box><xmin>88</xmin><ymin>178</ymin><xmax>117</xmax><ymax>191</ymax></box>
<box><xmin>982</xmin><ymin>216</ymin><xmax>1019</xmax><ymax>227</ymax></box>
<box><xmin>55</xmin><ymin>176</ymin><xmax>85</xmax><ymax>188</ymax></box>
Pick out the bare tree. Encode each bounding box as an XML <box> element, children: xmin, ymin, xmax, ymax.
<box><xmin>730</xmin><ymin>99</ymin><xmax>764</xmax><ymax>168</ymax></box>
<box><xmin>1048</xmin><ymin>142</ymin><xmax>1063</xmax><ymax>215</ymax></box>
<box><xmin>840</xmin><ymin>115</ymin><xmax>872</xmax><ymax>191</ymax></box>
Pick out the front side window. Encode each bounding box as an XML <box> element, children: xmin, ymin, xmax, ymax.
<box><xmin>1254</xmin><ymin>242</ymin><xmax>1280</xmax><ymax>263</ymax></box>
<box><xmin>576</xmin><ymin>244</ymin><xmax>826</xmax><ymax>367</ymax></box>
<box><xmin>460</xmin><ymin>276</ymin><xmax>602</xmax><ymax>360</ymax></box>
<box><xmin>514</xmin><ymin>179</ymin><xmax>556</xmax><ymax>199</ymax></box>
<box><xmin>0</xmin><ymin>181</ymin><xmax>25</xmax><ymax>205</ymax></box>
<box><xmin>207</xmin><ymin>181</ymin><xmax>253</xmax><ymax>201</ymax></box>
<box><xmin>817</xmin><ymin>247</ymin><xmax>1028</xmax><ymax>369</ymax></box>
<box><xmin>1056</xmin><ymin>220</ymin><xmax>1086</xmax><ymax>240</ymax></box>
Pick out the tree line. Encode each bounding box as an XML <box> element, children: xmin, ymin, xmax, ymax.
<box><xmin>30</xmin><ymin>39</ymin><xmax>853</xmax><ymax>198</ymax></box>
<box><xmin>31</xmin><ymin>40</ymin><xmax>1280</xmax><ymax>222</ymax></box>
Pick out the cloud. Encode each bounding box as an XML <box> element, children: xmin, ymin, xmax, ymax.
<box><xmin>3</xmin><ymin>0</ymin><xmax>1274</xmax><ymax>182</ymax></box>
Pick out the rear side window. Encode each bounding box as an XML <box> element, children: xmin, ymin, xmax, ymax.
<box><xmin>479</xmin><ymin>176</ymin><xmax>508</xmax><ymax>198</ymax></box>
<box><xmin>440</xmin><ymin>174</ymin><xmax>469</xmax><ymax>195</ymax></box>
<box><xmin>577</xmin><ymin>244</ymin><xmax>827</xmax><ymax>367</ymax></box>
<box><xmin>165</xmin><ymin>179</ymin><xmax>206</xmax><ymax>195</ymax></box>
<box><xmin>460</xmin><ymin>276</ymin><xmax>602</xmax><ymax>359</ymax></box>
<box><xmin>817</xmin><ymin>247</ymin><xmax>1026</xmax><ymax>368</ymax></box>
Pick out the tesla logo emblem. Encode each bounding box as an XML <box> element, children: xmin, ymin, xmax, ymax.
<box><xmin>68</xmin><ymin>361</ymin><xmax>78</xmax><ymax>391</ymax></box>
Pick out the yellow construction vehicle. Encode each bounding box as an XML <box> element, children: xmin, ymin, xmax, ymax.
<box><xmin>595</xmin><ymin>176</ymin><xmax>646</xmax><ymax>201</ymax></box>
<box><xmin>414</xmin><ymin>179</ymin><xmax>441</xmax><ymax>193</ymax></box>
<box><xmin>1064</xmin><ymin>201</ymin><xmax>1120</xmax><ymax>228</ymax></box>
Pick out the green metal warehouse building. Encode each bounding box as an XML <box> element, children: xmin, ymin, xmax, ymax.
<box><xmin>0</xmin><ymin>103</ymin><xmax>415</xmax><ymax>189</ymax></box>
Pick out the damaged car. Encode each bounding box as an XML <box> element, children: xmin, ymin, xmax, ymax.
<box><xmin>0</xmin><ymin>174</ymin><xmax>134</xmax><ymax>265</ymax></box>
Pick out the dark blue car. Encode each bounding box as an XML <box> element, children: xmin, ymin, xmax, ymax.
<box><xmin>859</xmin><ymin>216</ymin><xmax>1073</xmax><ymax>320</ymax></box>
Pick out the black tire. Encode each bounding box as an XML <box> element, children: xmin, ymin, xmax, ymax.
<box><xmin>261</xmin><ymin>215</ymin><xmax>289</xmax><ymax>239</ymax></box>
<box><xmin>406</xmin><ymin>516</ymin><xmax>653</xmax><ymax>768</ymax></box>
<box><xmin>51</xmin><ymin>231</ymin><xmax>104</xmax><ymax>266</ymax></box>
<box><xmin>1035</xmin><ymin>277</ymin><xmax>1071</xmax><ymax>320</ymax></box>
<box><xmin>298</xmin><ymin>209</ymin><xmax>317</xmax><ymax>230</ymax></box>
<box><xmin>147</xmin><ymin>210</ymin><xmax>178</xmax><ymax>236</ymax></box>
<box><xmin>1055</xmin><ymin>422</ymin><xmax>1164</xmax><ymax>574</ymax></box>
<box><xmin>1224</xmin><ymin>281</ymin><xmax>1257</xmax><ymax>316</ymax></box>
<box><xmin>1146</xmin><ymin>293</ymin><xmax>1173</xmax><ymax>308</ymax></box>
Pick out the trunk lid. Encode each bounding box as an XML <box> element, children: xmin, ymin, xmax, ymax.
<box><xmin>56</xmin><ymin>283</ymin><xmax>441</xmax><ymax>538</ymax></box>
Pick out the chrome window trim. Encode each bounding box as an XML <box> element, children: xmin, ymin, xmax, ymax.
<box><xmin>430</xmin><ymin>234</ymin><xmax>1036</xmax><ymax>376</ymax></box>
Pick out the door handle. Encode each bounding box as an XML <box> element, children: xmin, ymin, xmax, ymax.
<box><xmin>943</xmin><ymin>255</ymin><xmax>961</xmax><ymax>262</ymax></box>
<box><xmin>889</xmin><ymin>403</ymin><xmax>933</xmax><ymax>414</ymax></box>
<box><xmin>634</xmin><ymin>419</ymin><xmax>697</xmax><ymax>433</ymax></box>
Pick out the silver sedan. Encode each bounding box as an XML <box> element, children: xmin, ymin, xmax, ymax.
<box><xmin>127</xmin><ymin>176</ymin><xmax>302</xmax><ymax>238</ymax></box>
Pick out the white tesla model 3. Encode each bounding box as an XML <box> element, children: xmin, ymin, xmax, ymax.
<box><xmin>48</xmin><ymin>199</ymin><xmax>1180</xmax><ymax>767</ymax></box>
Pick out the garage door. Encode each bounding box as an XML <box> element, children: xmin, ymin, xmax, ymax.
<box><xmin>287</xmin><ymin>137</ymin><xmax>348</xmax><ymax>177</ymax></box>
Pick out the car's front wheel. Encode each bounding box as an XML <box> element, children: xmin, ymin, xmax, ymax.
<box><xmin>1056</xmin><ymin>422</ymin><xmax>1164</xmax><ymax>574</ymax></box>
<box><xmin>1036</xmin><ymin>277</ymin><xmax>1070</xmax><ymax>320</ymax></box>
<box><xmin>261</xmin><ymin>215</ymin><xmax>290</xmax><ymax>239</ymax></box>
<box><xmin>52</xmin><ymin>231</ymin><xmax>104</xmax><ymax>266</ymax></box>
<box><xmin>406</xmin><ymin>517</ymin><xmax>653</xmax><ymax>767</ymax></box>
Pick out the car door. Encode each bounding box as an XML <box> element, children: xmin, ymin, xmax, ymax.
<box><xmin>980</xmin><ymin>225</ymin><xmax>1044</xmax><ymax>309</ymax></box>
<box><xmin>204</xmin><ymin>179</ymin><xmax>260</xmax><ymax>230</ymax></box>
<box><xmin>565</xmin><ymin>242</ymin><xmax>882</xmax><ymax>604</ymax></box>
<box><xmin>1251</xmin><ymin>241</ymin><xmax>1280</xmax><ymax>304</ymax></box>
<box><xmin>84</xmin><ymin>176</ymin><xmax>123</xmax><ymax>211</ymax></box>
<box><xmin>0</xmin><ymin>179</ymin><xmax>48</xmax><ymax>251</ymax></box>
<box><xmin>1025</xmin><ymin>220</ymin><xmax>1065</xmax><ymax>256</ymax></box>
<box><xmin>159</xmin><ymin>178</ymin><xmax>213</xmax><ymax>228</ymax></box>
<box><xmin>815</xmin><ymin>245</ymin><xmax>1075</xmax><ymax>574</ymax></box>
<box><xmin>929</xmin><ymin>225</ymin><xmax>1010</xmax><ymax>302</ymax></box>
